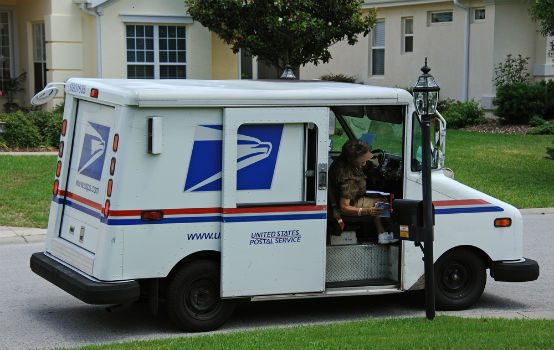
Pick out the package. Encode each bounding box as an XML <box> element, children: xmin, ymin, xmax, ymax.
<box><xmin>330</xmin><ymin>230</ymin><xmax>358</xmax><ymax>246</ymax></box>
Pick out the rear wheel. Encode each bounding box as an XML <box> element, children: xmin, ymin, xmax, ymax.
<box><xmin>167</xmin><ymin>260</ymin><xmax>236</xmax><ymax>332</ymax></box>
<box><xmin>435</xmin><ymin>248</ymin><xmax>486</xmax><ymax>310</ymax></box>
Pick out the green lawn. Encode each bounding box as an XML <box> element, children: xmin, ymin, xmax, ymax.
<box><xmin>445</xmin><ymin>131</ymin><xmax>554</xmax><ymax>208</ymax></box>
<box><xmin>67</xmin><ymin>316</ymin><xmax>554</xmax><ymax>350</ymax></box>
<box><xmin>0</xmin><ymin>131</ymin><xmax>552</xmax><ymax>228</ymax></box>
<box><xmin>0</xmin><ymin>155</ymin><xmax>56</xmax><ymax>228</ymax></box>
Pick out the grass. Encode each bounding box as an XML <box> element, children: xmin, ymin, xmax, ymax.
<box><xmin>0</xmin><ymin>131</ymin><xmax>552</xmax><ymax>227</ymax></box>
<box><xmin>0</xmin><ymin>155</ymin><xmax>56</xmax><ymax>228</ymax></box>
<box><xmin>445</xmin><ymin>131</ymin><xmax>554</xmax><ymax>208</ymax></box>
<box><xmin>67</xmin><ymin>316</ymin><xmax>554</xmax><ymax>350</ymax></box>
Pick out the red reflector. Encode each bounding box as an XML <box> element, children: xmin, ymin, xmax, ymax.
<box><xmin>113</xmin><ymin>134</ymin><xmax>119</xmax><ymax>152</ymax></box>
<box><xmin>107</xmin><ymin>179</ymin><xmax>113</xmax><ymax>197</ymax></box>
<box><xmin>141</xmin><ymin>210</ymin><xmax>164</xmax><ymax>221</ymax></box>
<box><xmin>53</xmin><ymin>180</ymin><xmax>59</xmax><ymax>196</ymax></box>
<box><xmin>103</xmin><ymin>200</ymin><xmax>110</xmax><ymax>217</ymax></box>
<box><xmin>58</xmin><ymin>141</ymin><xmax>64</xmax><ymax>157</ymax></box>
<box><xmin>90</xmin><ymin>88</ymin><xmax>99</xmax><ymax>98</ymax></box>
<box><xmin>494</xmin><ymin>218</ymin><xmax>512</xmax><ymax>227</ymax></box>
<box><xmin>110</xmin><ymin>157</ymin><xmax>116</xmax><ymax>175</ymax></box>
<box><xmin>56</xmin><ymin>161</ymin><xmax>62</xmax><ymax>177</ymax></box>
<box><xmin>61</xmin><ymin>119</ymin><xmax>67</xmax><ymax>136</ymax></box>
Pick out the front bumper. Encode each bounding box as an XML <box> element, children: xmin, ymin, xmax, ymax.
<box><xmin>490</xmin><ymin>258</ymin><xmax>539</xmax><ymax>282</ymax></box>
<box><xmin>30</xmin><ymin>252</ymin><xmax>140</xmax><ymax>305</ymax></box>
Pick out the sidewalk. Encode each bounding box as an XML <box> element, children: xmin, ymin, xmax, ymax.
<box><xmin>0</xmin><ymin>226</ymin><xmax>47</xmax><ymax>244</ymax></box>
<box><xmin>1</xmin><ymin>208</ymin><xmax>552</xmax><ymax>245</ymax></box>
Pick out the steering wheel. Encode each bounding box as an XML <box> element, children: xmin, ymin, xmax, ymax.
<box><xmin>370</xmin><ymin>149</ymin><xmax>386</xmax><ymax>169</ymax></box>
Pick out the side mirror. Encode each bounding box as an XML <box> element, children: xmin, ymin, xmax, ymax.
<box><xmin>30</xmin><ymin>83</ymin><xmax>65</xmax><ymax>105</ymax></box>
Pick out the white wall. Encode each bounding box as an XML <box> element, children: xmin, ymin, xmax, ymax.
<box><xmin>99</xmin><ymin>0</ymin><xmax>212</xmax><ymax>79</ymax></box>
<box><xmin>302</xmin><ymin>0</ymin><xmax>546</xmax><ymax>108</ymax></box>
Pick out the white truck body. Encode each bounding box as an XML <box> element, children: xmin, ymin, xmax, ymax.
<box><xmin>31</xmin><ymin>79</ymin><xmax>538</xmax><ymax>331</ymax></box>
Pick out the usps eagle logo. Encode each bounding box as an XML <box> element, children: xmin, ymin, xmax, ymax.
<box><xmin>78</xmin><ymin>122</ymin><xmax>110</xmax><ymax>181</ymax></box>
<box><xmin>184</xmin><ymin>124</ymin><xmax>283</xmax><ymax>192</ymax></box>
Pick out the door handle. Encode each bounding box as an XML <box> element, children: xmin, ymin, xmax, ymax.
<box><xmin>318</xmin><ymin>163</ymin><xmax>327</xmax><ymax>190</ymax></box>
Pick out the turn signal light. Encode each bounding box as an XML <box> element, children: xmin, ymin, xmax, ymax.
<box><xmin>107</xmin><ymin>179</ymin><xmax>113</xmax><ymax>197</ymax></box>
<box><xmin>113</xmin><ymin>134</ymin><xmax>119</xmax><ymax>152</ymax></box>
<box><xmin>494</xmin><ymin>218</ymin><xmax>512</xmax><ymax>228</ymax></box>
<box><xmin>103</xmin><ymin>200</ymin><xmax>110</xmax><ymax>217</ymax></box>
<box><xmin>53</xmin><ymin>180</ymin><xmax>59</xmax><ymax>196</ymax></box>
<box><xmin>56</xmin><ymin>161</ymin><xmax>62</xmax><ymax>177</ymax></box>
<box><xmin>141</xmin><ymin>210</ymin><xmax>164</xmax><ymax>221</ymax></box>
<box><xmin>58</xmin><ymin>141</ymin><xmax>64</xmax><ymax>157</ymax></box>
<box><xmin>61</xmin><ymin>119</ymin><xmax>67</xmax><ymax>136</ymax></box>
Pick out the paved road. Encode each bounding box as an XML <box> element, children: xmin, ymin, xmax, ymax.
<box><xmin>0</xmin><ymin>213</ymin><xmax>552</xmax><ymax>350</ymax></box>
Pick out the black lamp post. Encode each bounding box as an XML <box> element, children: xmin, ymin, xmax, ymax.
<box><xmin>413</xmin><ymin>58</ymin><xmax>440</xmax><ymax>320</ymax></box>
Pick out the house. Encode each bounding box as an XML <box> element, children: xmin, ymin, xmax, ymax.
<box><xmin>0</xmin><ymin>0</ymin><xmax>238</xmax><ymax>108</ymax></box>
<box><xmin>301</xmin><ymin>0</ymin><xmax>554</xmax><ymax>109</ymax></box>
<box><xmin>2</xmin><ymin>0</ymin><xmax>551</xmax><ymax>110</ymax></box>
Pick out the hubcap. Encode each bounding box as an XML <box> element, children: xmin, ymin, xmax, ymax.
<box><xmin>442</xmin><ymin>262</ymin><xmax>470</xmax><ymax>294</ymax></box>
<box><xmin>186</xmin><ymin>279</ymin><xmax>219</xmax><ymax>316</ymax></box>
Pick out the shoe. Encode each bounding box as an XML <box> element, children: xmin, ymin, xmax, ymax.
<box><xmin>378</xmin><ymin>232</ymin><xmax>399</xmax><ymax>244</ymax></box>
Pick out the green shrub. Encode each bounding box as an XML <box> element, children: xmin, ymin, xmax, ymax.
<box><xmin>529</xmin><ymin>121</ymin><xmax>554</xmax><ymax>135</ymax></box>
<box><xmin>494</xmin><ymin>83</ymin><xmax>545</xmax><ymax>124</ymax></box>
<box><xmin>0</xmin><ymin>112</ymin><xmax>42</xmax><ymax>148</ymax></box>
<box><xmin>544</xmin><ymin>79</ymin><xmax>554</xmax><ymax>120</ymax></box>
<box><xmin>437</xmin><ymin>98</ymin><xmax>458</xmax><ymax>114</ymax></box>
<box><xmin>442</xmin><ymin>100</ymin><xmax>486</xmax><ymax>129</ymax></box>
<box><xmin>529</xmin><ymin>115</ymin><xmax>546</xmax><ymax>127</ymax></box>
<box><xmin>0</xmin><ymin>109</ymin><xmax>62</xmax><ymax>148</ymax></box>
<box><xmin>320</xmin><ymin>73</ymin><xmax>357</xmax><ymax>83</ymax></box>
<box><xmin>27</xmin><ymin>110</ymin><xmax>63</xmax><ymax>147</ymax></box>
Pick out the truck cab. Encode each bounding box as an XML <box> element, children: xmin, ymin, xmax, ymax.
<box><xmin>30</xmin><ymin>79</ymin><xmax>539</xmax><ymax>332</ymax></box>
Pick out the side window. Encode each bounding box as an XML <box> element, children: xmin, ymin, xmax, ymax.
<box><xmin>411</xmin><ymin>112</ymin><xmax>439</xmax><ymax>171</ymax></box>
<box><xmin>411</xmin><ymin>113</ymin><xmax>422</xmax><ymax>171</ymax></box>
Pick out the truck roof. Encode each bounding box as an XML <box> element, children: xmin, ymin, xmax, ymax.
<box><xmin>65</xmin><ymin>78</ymin><xmax>413</xmax><ymax>107</ymax></box>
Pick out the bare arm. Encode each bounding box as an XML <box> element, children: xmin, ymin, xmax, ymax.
<box><xmin>338</xmin><ymin>197</ymin><xmax>382</xmax><ymax>217</ymax></box>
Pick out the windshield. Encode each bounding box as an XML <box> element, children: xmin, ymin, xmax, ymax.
<box><xmin>330</xmin><ymin>105</ymin><xmax>404</xmax><ymax>155</ymax></box>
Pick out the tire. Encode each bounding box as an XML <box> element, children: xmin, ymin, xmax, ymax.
<box><xmin>167</xmin><ymin>260</ymin><xmax>236</xmax><ymax>332</ymax></box>
<box><xmin>435</xmin><ymin>248</ymin><xmax>486</xmax><ymax>311</ymax></box>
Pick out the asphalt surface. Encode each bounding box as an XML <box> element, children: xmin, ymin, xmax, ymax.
<box><xmin>0</xmin><ymin>212</ymin><xmax>552</xmax><ymax>350</ymax></box>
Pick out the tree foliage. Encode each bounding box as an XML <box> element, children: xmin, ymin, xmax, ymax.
<box><xmin>184</xmin><ymin>0</ymin><xmax>376</xmax><ymax>73</ymax></box>
<box><xmin>529</xmin><ymin>0</ymin><xmax>554</xmax><ymax>36</ymax></box>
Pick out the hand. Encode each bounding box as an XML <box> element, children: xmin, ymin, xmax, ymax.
<box><xmin>367</xmin><ymin>207</ymin><xmax>383</xmax><ymax>217</ymax></box>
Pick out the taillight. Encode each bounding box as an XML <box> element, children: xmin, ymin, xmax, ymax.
<box><xmin>107</xmin><ymin>179</ymin><xmax>113</xmax><ymax>197</ymax></box>
<box><xmin>56</xmin><ymin>161</ymin><xmax>62</xmax><ymax>177</ymax></box>
<box><xmin>110</xmin><ymin>157</ymin><xmax>116</xmax><ymax>175</ymax></box>
<box><xmin>61</xmin><ymin>119</ymin><xmax>67</xmax><ymax>136</ymax></box>
<box><xmin>103</xmin><ymin>200</ymin><xmax>110</xmax><ymax>217</ymax></box>
<box><xmin>53</xmin><ymin>180</ymin><xmax>59</xmax><ymax>195</ymax></box>
<box><xmin>58</xmin><ymin>141</ymin><xmax>64</xmax><ymax>157</ymax></box>
<box><xmin>90</xmin><ymin>88</ymin><xmax>99</xmax><ymax>98</ymax></box>
<box><xmin>113</xmin><ymin>134</ymin><xmax>119</xmax><ymax>152</ymax></box>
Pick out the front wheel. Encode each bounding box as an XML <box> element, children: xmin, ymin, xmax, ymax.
<box><xmin>435</xmin><ymin>248</ymin><xmax>486</xmax><ymax>310</ymax></box>
<box><xmin>167</xmin><ymin>260</ymin><xmax>236</xmax><ymax>332</ymax></box>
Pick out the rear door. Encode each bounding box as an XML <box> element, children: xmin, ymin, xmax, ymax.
<box><xmin>221</xmin><ymin>107</ymin><xmax>329</xmax><ymax>297</ymax></box>
<box><xmin>58</xmin><ymin>100</ymin><xmax>117</xmax><ymax>253</ymax></box>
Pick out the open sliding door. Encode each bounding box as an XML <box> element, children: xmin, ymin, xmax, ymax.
<box><xmin>221</xmin><ymin>107</ymin><xmax>329</xmax><ymax>297</ymax></box>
